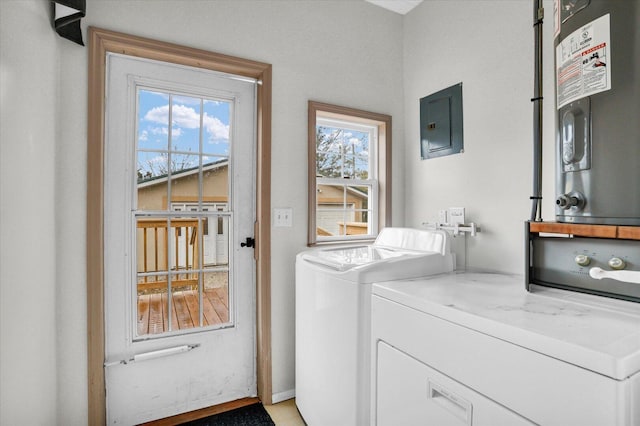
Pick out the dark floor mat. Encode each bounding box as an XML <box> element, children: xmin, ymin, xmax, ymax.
<box><xmin>180</xmin><ymin>403</ymin><xmax>275</xmax><ymax>426</ymax></box>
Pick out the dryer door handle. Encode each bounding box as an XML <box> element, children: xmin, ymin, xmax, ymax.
<box><xmin>428</xmin><ymin>380</ymin><xmax>473</xmax><ymax>425</ymax></box>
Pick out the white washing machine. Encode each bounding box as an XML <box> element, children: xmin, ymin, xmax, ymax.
<box><xmin>295</xmin><ymin>228</ymin><xmax>455</xmax><ymax>426</ymax></box>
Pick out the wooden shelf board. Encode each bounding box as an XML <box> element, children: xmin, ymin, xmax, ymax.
<box><xmin>529</xmin><ymin>222</ymin><xmax>617</xmax><ymax>238</ymax></box>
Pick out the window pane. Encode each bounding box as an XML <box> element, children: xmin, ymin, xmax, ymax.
<box><xmin>171</xmin><ymin>278</ymin><xmax>201</xmax><ymax>331</ymax></box>
<box><xmin>316</xmin><ymin>184</ymin><xmax>346</xmax><ymax>237</ymax></box>
<box><xmin>316</xmin><ymin>126</ymin><xmax>342</xmax><ymax>153</ymax></box>
<box><xmin>316</xmin><ymin>125</ymin><xmax>371</xmax><ymax>179</ymax></box>
<box><xmin>348</xmin><ymin>184</ymin><xmax>370</xmax><ymax>209</ymax></box>
<box><xmin>168</xmin><ymin>218</ymin><xmax>199</xmax><ymax>272</ymax></box>
<box><xmin>342</xmin><ymin>155</ymin><xmax>356</xmax><ymax>179</ymax></box>
<box><xmin>348</xmin><ymin>185</ymin><xmax>371</xmax><ymax>236</ymax></box>
<box><xmin>137</xmin><ymin>150</ymin><xmax>168</xmax><ymax>183</ymax></box>
<box><xmin>136</xmin><ymin>274</ymin><xmax>169</xmax><ymax>337</ymax></box>
<box><xmin>203</xmin><ymin>158</ymin><xmax>229</xmax><ymax>204</ymax></box>
<box><xmin>170</xmin><ymin>95</ymin><xmax>201</xmax><ymax>154</ymax></box>
<box><xmin>316</xmin><ymin>152</ymin><xmax>342</xmax><ymax>178</ymax></box>
<box><xmin>138</xmin><ymin>89</ymin><xmax>169</xmax><ymax>151</ymax></box>
<box><xmin>355</xmin><ymin>155</ymin><xmax>369</xmax><ymax>179</ymax></box>
<box><xmin>137</xmin><ymin>218</ymin><xmax>169</xmax><ymax>274</ymax></box>
<box><xmin>202</xmin><ymin>99</ymin><xmax>231</xmax><ymax>156</ymax></box>
<box><xmin>170</xmin><ymin>160</ymin><xmax>200</xmax><ymax>203</ymax></box>
<box><xmin>203</xmin><ymin>270</ymin><xmax>230</xmax><ymax>326</ymax></box>
<box><xmin>203</xmin><ymin>212</ymin><xmax>229</xmax><ymax>266</ymax></box>
<box><xmin>349</xmin><ymin>131</ymin><xmax>370</xmax><ymax>157</ymax></box>
<box><xmin>137</xmin><ymin>151</ymin><xmax>168</xmax><ymax>210</ymax></box>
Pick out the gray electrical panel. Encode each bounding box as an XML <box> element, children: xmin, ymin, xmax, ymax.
<box><xmin>420</xmin><ymin>83</ymin><xmax>463</xmax><ymax>160</ymax></box>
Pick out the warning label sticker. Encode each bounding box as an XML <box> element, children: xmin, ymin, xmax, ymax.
<box><xmin>556</xmin><ymin>14</ymin><xmax>611</xmax><ymax>109</ymax></box>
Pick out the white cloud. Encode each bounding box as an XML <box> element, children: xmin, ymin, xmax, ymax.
<box><xmin>144</xmin><ymin>104</ymin><xmax>228</xmax><ymax>142</ymax></box>
<box><xmin>171</xmin><ymin>104</ymin><xmax>201</xmax><ymax>128</ymax></box>
<box><xmin>149</xmin><ymin>126</ymin><xmax>182</xmax><ymax>138</ymax></box>
<box><xmin>139</xmin><ymin>130</ymin><xmax>148</xmax><ymax>141</ymax></box>
<box><xmin>144</xmin><ymin>105</ymin><xmax>170</xmax><ymax>124</ymax></box>
<box><xmin>203</xmin><ymin>113</ymin><xmax>229</xmax><ymax>142</ymax></box>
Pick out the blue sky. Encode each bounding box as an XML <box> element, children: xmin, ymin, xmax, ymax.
<box><xmin>137</xmin><ymin>89</ymin><xmax>231</xmax><ymax>178</ymax></box>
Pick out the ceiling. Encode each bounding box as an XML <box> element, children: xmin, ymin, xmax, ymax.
<box><xmin>365</xmin><ymin>0</ymin><xmax>424</xmax><ymax>15</ymax></box>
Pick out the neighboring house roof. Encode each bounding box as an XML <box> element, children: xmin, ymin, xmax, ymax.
<box><xmin>137</xmin><ymin>158</ymin><xmax>228</xmax><ymax>188</ymax></box>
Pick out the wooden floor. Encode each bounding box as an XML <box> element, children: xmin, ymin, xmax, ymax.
<box><xmin>137</xmin><ymin>287</ymin><xmax>229</xmax><ymax>335</ymax></box>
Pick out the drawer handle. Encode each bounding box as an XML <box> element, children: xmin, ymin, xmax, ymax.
<box><xmin>428</xmin><ymin>380</ymin><xmax>473</xmax><ymax>425</ymax></box>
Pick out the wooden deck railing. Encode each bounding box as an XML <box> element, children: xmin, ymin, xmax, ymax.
<box><xmin>137</xmin><ymin>218</ymin><xmax>200</xmax><ymax>292</ymax></box>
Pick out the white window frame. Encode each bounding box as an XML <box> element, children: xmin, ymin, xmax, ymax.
<box><xmin>308</xmin><ymin>101</ymin><xmax>392</xmax><ymax>245</ymax></box>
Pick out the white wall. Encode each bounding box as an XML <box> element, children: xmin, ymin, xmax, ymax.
<box><xmin>0</xmin><ymin>0</ymin><xmax>404</xmax><ymax>422</ymax></box>
<box><xmin>403</xmin><ymin>0</ymin><xmax>556</xmax><ymax>273</ymax></box>
<box><xmin>1</xmin><ymin>0</ymin><xmax>562</xmax><ymax>422</ymax></box>
<box><xmin>0</xmin><ymin>1</ymin><xmax>59</xmax><ymax>423</ymax></box>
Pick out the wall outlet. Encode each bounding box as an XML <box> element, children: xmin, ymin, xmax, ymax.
<box><xmin>273</xmin><ymin>208</ymin><xmax>293</xmax><ymax>227</ymax></box>
<box><xmin>449</xmin><ymin>207</ymin><xmax>465</xmax><ymax>225</ymax></box>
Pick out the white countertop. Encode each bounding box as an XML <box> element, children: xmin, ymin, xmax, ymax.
<box><xmin>373</xmin><ymin>271</ymin><xmax>640</xmax><ymax>380</ymax></box>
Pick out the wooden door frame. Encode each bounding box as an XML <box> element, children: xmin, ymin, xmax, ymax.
<box><xmin>86</xmin><ymin>27</ymin><xmax>272</xmax><ymax>424</ymax></box>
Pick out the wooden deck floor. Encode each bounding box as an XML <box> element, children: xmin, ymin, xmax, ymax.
<box><xmin>137</xmin><ymin>287</ymin><xmax>229</xmax><ymax>336</ymax></box>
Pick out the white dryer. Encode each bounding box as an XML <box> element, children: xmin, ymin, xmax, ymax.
<box><xmin>372</xmin><ymin>272</ymin><xmax>640</xmax><ymax>426</ymax></box>
<box><xmin>295</xmin><ymin>228</ymin><xmax>455</xmax><ymax>426</ymax></box>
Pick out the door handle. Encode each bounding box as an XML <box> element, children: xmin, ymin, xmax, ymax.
<box><xmin>241</xmin><ymin>237</ymin><xmax>255</xmax><ymax>248</ymax></box>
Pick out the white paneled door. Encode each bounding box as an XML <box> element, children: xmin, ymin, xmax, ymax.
<box><xmin>103</xmin><ymin>53</ymin><xmax>256</xmax><ymax>424</ymax></box>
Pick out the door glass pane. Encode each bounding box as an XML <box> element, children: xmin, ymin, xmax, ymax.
<box><xmin>136</xmin><ymin>218</ymin><xmax>169</xmax><ymax>275</ymax></box>
<box><xmin>202</xmin><ymin>99</ymin><xmax>231</xmax><ymax>156</ymax></box>
<box><xmin>136</xmin><ymin>273</ymin><xmax>168</xmax><ymax>337</ymax></box>
<box><xmin>171</xmin><ymin>95</ymin><xmax>201</xmax><ymax>154</ymax></box>
<box><xmin>202</xmin><ymin>212</ymin><xmax>228</xmax><ymax>266</ymax></box>
<box><xmin>170</xmin><ymin>164</ymin><xmax>200</xmax><ymax>206</ymax></box>
<box><xmin>203</xmin><ymin>158</ymin><xmax>229</xmax><ymax>203</ymax></box>
<box><xmin>169</xmin><ymin>219</ymin><xmax>199</xmax><ymax>272</ymax></box>
<box><xmin>203</xmin><ymin>270</ymin><xmax>230</xmax><ymax>326</ymax></box>
<box><xmin>138</xmin><ymin>89</ymin><xmax>169</xmax><ymax>151</ymax></box>
<box><xmin>170</xmin><ymin>275</ymin><xmax>201</xmax><ymax>332</ymax></box>
<box><xmin>134</xmin><ymin>87</ymin><xmax>234</xmax><ymax>339</ymax></box>
<box><xmin>137</xmin><ymin>151</ymin><xmax>169</xmax><ymax>211</ymax></box>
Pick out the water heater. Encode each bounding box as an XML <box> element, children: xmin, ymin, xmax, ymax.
<box><xmin>555</xmin><ymin>0</ymin><xmax>640</xmax><ymax>225</ymax></box>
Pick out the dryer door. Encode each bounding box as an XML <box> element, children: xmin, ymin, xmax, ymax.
<box><xmin>376</xmin><ymin>342</ymin><xmax>535</xmax><ymax>426</ymax></box>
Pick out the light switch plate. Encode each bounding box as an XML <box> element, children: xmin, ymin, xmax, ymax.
<box><xmin>438</xmin><ymin>209</ymin><xmax>448</xmax><ymax>224</ymax></box>
<box><xmin>273</xmin><ymin>208</ymin><xmax>293</xmax><ymax>227</ymax></box>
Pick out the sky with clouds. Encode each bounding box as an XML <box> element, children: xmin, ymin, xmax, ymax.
<box><xmin>137</xmin><ymin>89</ymin><xmax>231</xmax><ymax>178</ymax></box>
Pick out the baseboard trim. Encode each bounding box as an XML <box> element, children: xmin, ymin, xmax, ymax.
<box><xmin>271</xmin><ymin>389</ymin><xmax>295</xmax><ymax>404</ymax></box>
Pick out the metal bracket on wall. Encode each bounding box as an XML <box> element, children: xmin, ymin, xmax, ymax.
<box><xmin>422</xmin><ymin>222</ymin><xmax>481</xmax><ymax>237</ymax></box>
